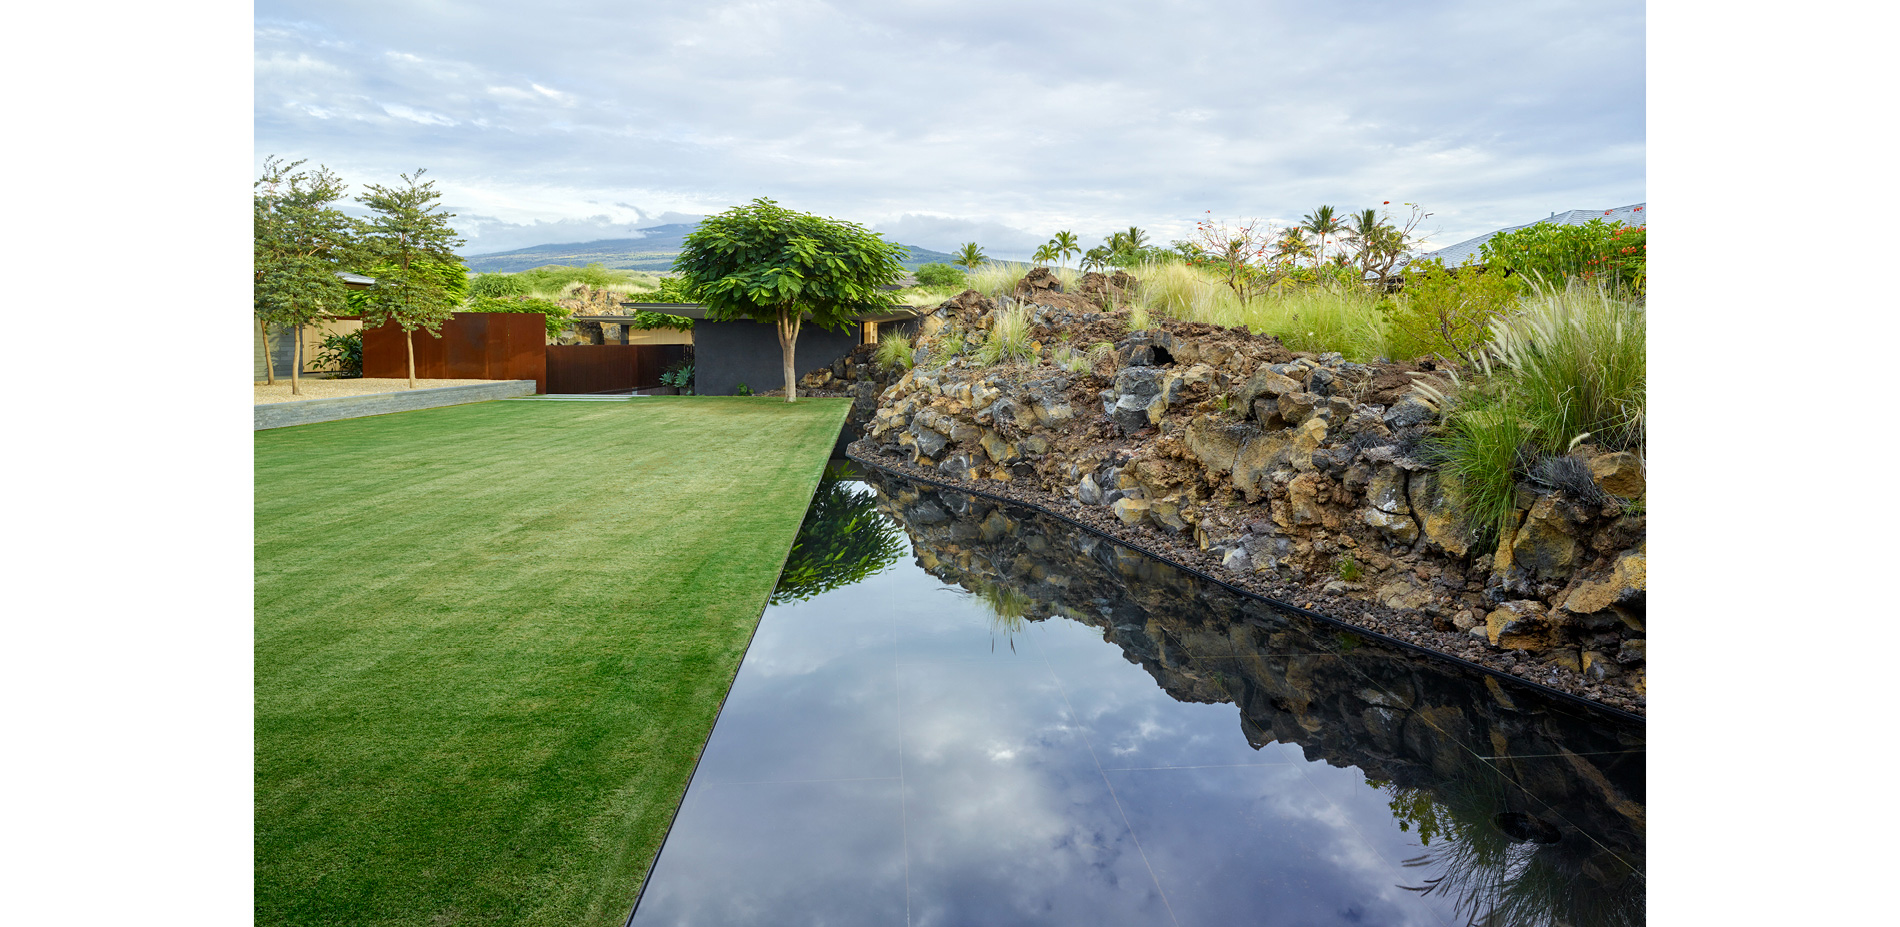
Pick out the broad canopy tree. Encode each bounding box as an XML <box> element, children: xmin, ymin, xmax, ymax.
<box><xmin>674</xmin><ymin>198</ymin><xmax>908</xmax><ymax>401</ymax></box>
<box><xmin>254</xmin><ymin>157</ymin><xmax>364</xmax><ymax>395</ymax></box>
<box><xmin>353</xmin><ymin>169</ymin><xmax>467</xmax><ymax>389</ymax></box>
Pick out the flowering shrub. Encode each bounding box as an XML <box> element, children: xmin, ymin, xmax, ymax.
<box><xmin>1479</xmin><ymin>218</ymin><xmax>1645</xmax><ymax>296</ymax></box>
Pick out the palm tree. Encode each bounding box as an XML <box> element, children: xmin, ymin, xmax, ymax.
<box><xmin>1275</xmin><ymin>227</ymin><xmax>1314</xmax><ymax>267</ymax></box>
<box><xmin>1052</xmin><ymin>230</ymin><xmax>1081</xmax><ymax>269</ymax></box>
<box><xmin>1300</xmin><ymin>205</ymin><xmax>1347</xmax><ymax>266</ymax></box>
<box><xmin>953</xmin><ymin>242</ymin><xmax>987</xmax><ymax>271</ymax></box>
<box><xmin>1125</xmin><ymin>226</ymin><xmax>1150</xmax><ymax>249</ymax></box>
<box><xmin>1346</xmin><ymin>208</ymin><xmax>1383</xmax><ymax>275</ymax></box>
<box><xmin>1032</xmin><ymin>242</ymin><xmax>1059</xmax><ymax>266</ymax></box>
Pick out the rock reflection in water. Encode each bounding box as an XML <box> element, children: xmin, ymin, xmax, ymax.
<box><xmin>865</xmin><ymin>469</ymin><xmax>1645</xmax><ymax>927</ymax></box>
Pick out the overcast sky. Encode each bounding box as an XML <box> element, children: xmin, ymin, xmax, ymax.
<box><xmin>255</xmin><ymin>0</ymin><xmax>1643</xmax><ymax>259</ymax></box>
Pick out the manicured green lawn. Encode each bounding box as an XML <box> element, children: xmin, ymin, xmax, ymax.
<box><xmin>256</xmin><ymin>397</ymin><xmax>850</xmax><ymax>927</ymax></box>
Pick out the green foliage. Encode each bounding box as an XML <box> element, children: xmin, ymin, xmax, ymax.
<box><xmin>254</xmin><ymin>157</ymin><xmax>364</xmax><ymax>375</ymax></box>
<box><xmin>644</xmin><ymin>276</ymin><xmax>700</xmax><ymax>304</ymax></box>
<box><xmin>968</xmin><ymin>261</ymin><xmax>1031</xmax><ymax>298</ymax></box>
<box><xmin>1049</xmin><ymin>230</ymin><xmax>1081</xmax><ymax>269</ymax></box>
<box><xmin>953</xmin><ymin>242</ymin><xmax>987</xmax><ymax>270</ymax></box>
<box><xmin>1300</xmin><ymin>205</ymin><xmax>1348</xmax><ymax>264</ymax></box>
<box><xmin>1053</xmin><ymin>342</ymin><xmax>1092</xmax><ymax>374</ymax></box>
<box><xmin>1430</xmin><ymin>387</ymin><xmax>1534</xmax><ymax>547</ymax></box>
<box><xmin>517</xmin><ymin>262</ymin><xmax>636</xmax><ymax>292</ymax></box>
<box><xmin>313</xmin><ymin>330</ymin><xmax>363</xmax><ymax>377</ymax></box>
<box><xmin>467</xmin><ymin>273</ymin><xmax>534</xmax><ymax>299</ymax></box>
<box><xmin>468</xmin><ymin>295</ymin><xmax>571</xmax><ymax>338</ymax></box>
<box><xmin>1385</xmin><ymin>257</ymin><xmax>1521</xmax><ymax>365</ymax></box>
<box><xmin>353</xmin><ymin>170</ymin><xmax>468</xmax><ymax>351</ymax></box>
<box><xmin>875</xmin><ymin>332</ymin><xmax>915</xmax><ymax>371</ymax></box>
<box><xmin>1484</xmin><ymin>284</ymin><xmax>1647</xmax><ymax>452</ymax></box>
<box><xmin>659</xmin><ymin>362</ymin><xmax>694</xmax><ymax>394</ymax></box>
<box><xmin>1429</xmin><ymin>283</ymin><xmax>1647</xmax><ymax>548</ymax></box>
<box><xmin>1335</xmin><ymin>555</ymin><xmax>1363</xmax><ymax>583</ymax></box>
<box><xmin>1480</xmin><ymin>218</ymin><xmax>1646</xmax><ymax>295</ymax></box>
<box><xmin>930</xmin><ymin>327</ymin><xmax>968</xmax><ymax>366</ymax></box>
<box><xmin>770</xmin><ymin>468</ymin><xmax>906</xmax><ymax>605</ymax></box>
<box><xmin>1134</xmin><ymin>261</ymin><xmax>1393</xmax><ymax>361</ymax></box>
<box><xmin>675</xmin><ymin>197</ymin><xmax>907</xmax><ymax>329</ymax></box>
<box><xmin>675</xmin><ymin>197</ymin><xmax>907</xmax><ymax>399</ymax></box>
<box><xmin>974</xmin><ymin>305</ymin><xmax>1035</xmax><ymax>365</ymax></box>
<box><xmin>735</xmin><ymin>382</ymin><xmax>754</xmax><ymax>396</ymax></box>
<box><xmin>628</xmin><ymin>310</ymin><xmax>694</xmax><ymax>331</ymax></box>
<box><xmin>914</xmin><ymin>262</ymin><xmax>968</xmax><ymax>288</ymax></box>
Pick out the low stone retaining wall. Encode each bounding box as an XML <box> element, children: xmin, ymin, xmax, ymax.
<box><xmin>254</xmin><ymin>380</ymin><xmax>537</xmax><ymax>430</ymax></box>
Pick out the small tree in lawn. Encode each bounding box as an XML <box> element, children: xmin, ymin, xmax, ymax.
<box><xmin>355</xmin><ymin>169</ymin><xmax>467</xmax><ymax>389</ymax></box>
<box><xmin>254</xmin><ymin>157</ymin><xmax>363</xmax><ymax>395</ymax></box>
<box><xmin>675</xmin><ymin>198</ymin><xmax>907</xmax><ymax>402</ymax></box>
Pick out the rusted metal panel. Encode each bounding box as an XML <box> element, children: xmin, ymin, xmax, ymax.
<box><xmin>546</xmin><ymin>345</ymin><xmax>631</xmax><ymax>393</ymax></box>
<box><xmin>362</xmin><ymin>313</ymin><xmax>549</xmax><ymax>391</ymax></box>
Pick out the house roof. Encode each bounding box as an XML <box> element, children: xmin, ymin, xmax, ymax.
<box><xmin>336</xmin><ymin>271</ymin><xmax>376</xmax><ymax>288</ymax></box>
<box><xmin>1406</xmin><ymin>203</ymin><xmax>1646</xmax><ymax>268</ymax></box>
<box><xmin>604</xmin><ymin>303</ymin><xmax>924</xmax><ymax>324</ymax></box>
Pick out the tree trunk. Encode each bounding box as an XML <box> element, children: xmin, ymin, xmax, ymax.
<box><xmin>778</xmin><ymin>308</ymin><xmax>802</xmax><ymax>402</ymax></box>
<box><xmin>259</xmin><ymin>318</ymin><xmax>275</xmax><ymax>386</ymax></box>
<box><xmin>291</xmin><ymin>325</ymin><xmax>303</xmax><ymax>396</ymax></box>
<box><xmin>405</xmin><ymin>328</ymin><xmax>417</xmax><ymax>389</ymax></box>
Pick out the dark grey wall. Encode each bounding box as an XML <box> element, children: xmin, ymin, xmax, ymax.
<box><xmin>696</xmin><ymin>319</ymin><xmax>862</xmax><ymax>396</ymax></box>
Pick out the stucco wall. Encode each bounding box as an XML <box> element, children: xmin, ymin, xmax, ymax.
<box><xmin>696</xmin><ymin>319</ymin><xmax>863</xmax><ymax>396</ymax></box>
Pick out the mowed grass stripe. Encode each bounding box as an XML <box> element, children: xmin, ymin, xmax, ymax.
<box><xmin>256</xmin><ymin>397</ymin><xmax>850</xmax><ymax>927</ymax></box>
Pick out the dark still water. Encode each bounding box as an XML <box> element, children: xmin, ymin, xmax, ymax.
<box><xmin>627</xmin><ymin>470</ymin><xmax>1644</xmax><ymax>927</ymax></box>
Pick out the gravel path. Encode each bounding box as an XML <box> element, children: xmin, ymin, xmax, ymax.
<box><xmin>254</xmin><ymin>378</ymin><xmax>499</xmax><ymax>404</ymax></box>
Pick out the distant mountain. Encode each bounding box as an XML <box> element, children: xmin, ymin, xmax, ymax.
<box><xmin>461</xmin><ymin>223</ymin><xmax>958</xmax><ymax>273</ymax></box>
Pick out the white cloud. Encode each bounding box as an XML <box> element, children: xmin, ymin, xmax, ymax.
<box><xmin>380</xmin><ymin>103</ymin><xmax>454</xmax><ymax>126</ymax></box>
<box><xmin>256</xmin><ymin>1</ymin><xmax>1643</xmax><ymax>251</ymax></box>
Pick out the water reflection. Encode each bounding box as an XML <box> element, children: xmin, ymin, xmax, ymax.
<box><xmin>770</xmin><ymin>465</ymin><xmax>906</xmax><ymax>605</ymax></box>
<box><xmin>633</xmin><ymin>474</ymin><xmax>1644</xmax><ymax>927</ymax></box>
<box><xmin>862</xmin><ymin>471</ymin><xmax>1645</xmax><ymax>927</ymax></box>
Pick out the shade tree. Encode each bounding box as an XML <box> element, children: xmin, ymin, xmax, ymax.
<box><xmin>674</xmin><ymin>197</ymin><xmax>908</xmax><ymax>401</ymax></box>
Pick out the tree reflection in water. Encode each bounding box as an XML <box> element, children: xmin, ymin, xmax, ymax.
<box><xmin>1378</xmin><ymin>773</ymin><xmax>1644</xmax><ymax>927</ymax></box>
<box><xmin>770</xmin><ymin>468</ymin><xmax>906</xmax><ymax>605</ymax></box>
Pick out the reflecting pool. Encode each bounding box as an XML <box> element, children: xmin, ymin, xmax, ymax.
<box><xmin>628</xmin><ymin>470</ymin><xmax>1644</xmax><ymax>927</ymax></box>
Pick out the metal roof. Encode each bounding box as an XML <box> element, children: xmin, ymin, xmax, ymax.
<box><xmin>602</xmin><ymin>303</ymin><xmax>923</xmax><ymax>324</ymax></box>
<box><xmin>336</xmin><ymin>271</ymin><xmax>376</xmax><ymax>288</ymax></box>
<box><xmin>1405</xmin><ymin>203</ymin><xmax>1646</xmax><ymax>268</ymax></box>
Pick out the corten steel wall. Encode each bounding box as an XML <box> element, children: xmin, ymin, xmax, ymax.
<box><xmin>362</xmin><ymin>313</ymin><xmax>548</xmax><ymax>392</ymax></box>
<box><xmin>695</xmin><ymin>319</ymin><xmax>862</xmax><ymax>396</ymax></box>
<box><xmin>545</xmin><ymin>344</ymin><xmax>690</xmax><ymax>393</ymax></box>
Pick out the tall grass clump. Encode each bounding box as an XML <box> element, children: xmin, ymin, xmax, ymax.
<box><xmin>1432</xmin><ymin>283</ymin><xmax>1646</xmax><ymax>543</ymax></box>
<box><xmin>974</xmin><ymin>305</ymin><xmax>1035</xmax><ymax>365</ymax></box>
<box><xmin>1130</xmin><ymin>262</ymin><xmax>1391</xmax><ymax>361</ymax></box>
<box><xmin>969</xmin><ymin>262</ymin><xmax>1031</xmax><ymax>299</ymax></box>
<box><xmin>1431</xmin><ymin>388</ymin><xmax>1537</xmax><ymax>545</ymax></box>
<box><xmin>875</xmin><ymin>332</ymin><xmax>915</xmax><ymax>371</ymax></box>
<box><xmin>1485</xmin><ymin>283</ymin><xmax>1645</xmax><ymax>451</ymax></box>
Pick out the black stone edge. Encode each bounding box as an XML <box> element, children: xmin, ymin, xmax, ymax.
<box><xmin>621</xmin><ymin>409</ymin><xmax>853</xmax><ymax>927</ymax></box>
<box><xmin>847</xmin><ymin>446</ymin><xmax>1647</xmax><ymax>727</ymax></box>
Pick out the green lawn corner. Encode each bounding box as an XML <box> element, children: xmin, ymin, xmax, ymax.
<box><xmin>255</xmin><ymin>396</ymin><xmax>850</xmax><ymax>926</ymax></box>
